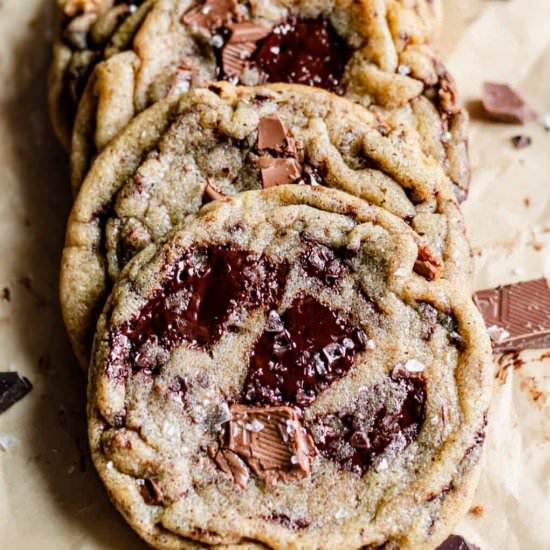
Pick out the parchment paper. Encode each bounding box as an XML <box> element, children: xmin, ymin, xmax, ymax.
<box><xmin>0</xmin><ymin>1</ymin><xmax>548</xmax><ymax>548</ymax></box>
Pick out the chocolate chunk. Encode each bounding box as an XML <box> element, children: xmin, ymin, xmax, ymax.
<box><xmin>311</xmin><ymin>370</ymin><xmax>426</xmax><ymax>476</ymax></box>
<box><xmin>436</xmin><ymin>535</ymin><xmax>481</xmax><ymax>550</ymax></box>
<box><xmin>243</xmin><ymin>295</ymin><xmax>367</xmax><ymax>408</ymax></box>
<box><xmin>106</xmin><ymin>246</ymin><xmax>288</xmax><ymax>381</ymax></box>
<box><xmin>474</xmin><ymin>278</ymin><xmax>550</xmax><ymax>352</ymax></box>
<box><xmin>250</xmin><ymin>17</ymin><xmax>351</xmax><ymax>92</ymax></box>
<box><xmin>226</xmin><ymin>404</ymin><xmax>316</xmax><ymax>485</ymax></box>
<box><xmin>227</xmin><ymin>21</ymin><xmax>272</xmax><ymax>44</ymax></box>
<box><xmin>212</xmin><ymin>448</ymin><xmax>250</xmax><ymax>489</ymax></box>
<box><xmin>257</xmin><ymin>114</ymin><xmax>288</xmax><ymax>152</ymax></box>
<box><xmin>137</xmin><ymin>478</ymin><xmax>164</xmax><ymax>505</ymax></box>
<box><xmin>221</xmin><ymin>42</ymin><xmax>257</xmax><ymax>79</ymax></box>
<box><xmin>511</xmin><ymin>135</ymin><xmax>532</xmax><ymax>149</ymax></box>
<box><xmin>256</xmin><ymin>157</ymin><xmax>301</xmax><ymax>188</ymax></box>
<box><xmin>414</xmin><ymin>244</ymin><xmax>442</xmax><ymax>281</ymax></box>
<box><xmin>0</xmin><ymin>372</ymin><xmax>33</xmax><ymax>414</ymax></box>
<box><xmin>203</xmin><ymin>183</ymin><xmax>226</xmax><ymax>202</ymax></box>
<box><xmin>182</xmin><ymin>0</ymin><xmax>238</xmax><ymax>34</ymax></box>
<box><xmin>482</xmin><ymin>82</ymin><xmax>537</xmax><ymax>124</ymax></box>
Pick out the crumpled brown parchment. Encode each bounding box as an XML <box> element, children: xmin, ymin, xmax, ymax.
<box><xmin>0</xmin><ymin>1</ymin><xmax>548</xmax><ymax>548</ymax></box>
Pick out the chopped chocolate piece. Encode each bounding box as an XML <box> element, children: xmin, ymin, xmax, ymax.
<box><xmin>213</xmin><ymin>448</ymin><xmax>250</xmax><ymax>488</ymax></box>
<box><xmin>250</xmin><ymin>17</ymin><xmax>351</xmax><ymax>92</ymax></box>
<box><xmin>257</xmin><ymin>157</ymin><xmax>301</xmax><ymax>188</ymax></box>
<box><xmin>203</xmin><ymin>183</ymin><xmax>226</xmax><ymax>202</ymax></box>
<box><xmin>137</xmin><ymin>478</ymin><xmax>164</xmax><ymax>505</ymax></box>
<box><xmin>482</xmin><ymin>82</ymin><xmax>537</xmax><ymax>124</ymax></box>
<box><xmin>474</xmin><ymin>278</ymin><xmax>550</xmax><ymax>352</ymax></box>
<box><xmin>227</xmin><ymin>21</ymin><xmax>272</xmax><ymax>44</ymax></box>
<box><xmin>226</xmin><ymin>404</ymin><xmax>316</xmax><ymax>485</ymax></box>
<box><xmin>435</xmin><ymin>535</ymin><xmax>481</xmax><ymax>550</ymax></box>
<box><xmin>222</xmin><ymin>42</ymin><xmax>257</xmax><ymax>79</ymax></box>
<box><xmin>311</xmin><ymin>371</ymin><xmax>425</xmax><ymax>476</ymax></box>
<box><xmin>414</xmin><ymin>244</ymin><xmax>442</xmax><ymax>281</ymax></box>
<box><xmin>106</xmin><ymin>246</ymin><xmax>288</xmax><ymax>381</ymax></box>
<box><xmin>301</xmin><ymin>240</ymin><xmax>348</xmax><ymax>285</ymax></box>
<box><xmin>182</xmin><ymin>0</ymin><xmax>238</xmax><ymax>34</ymax></box>
<box><xmin>243</xmin><ymin>295</ymin><xmax>367</xmax><ymax>408</ymax></box>
<box><xmin>0</xmin><ymin>372</ymin><xmax>33</xmax><ymax>414</ymax></box>
<box><xmin>511</xmin><ymin>135</ymin><xmax>532</xmax><ymax>149</ymax></box>
<box><xmin>257</xmin><ymin>114</ymin><xmax>288</xmax><ymax>152</ymax></box>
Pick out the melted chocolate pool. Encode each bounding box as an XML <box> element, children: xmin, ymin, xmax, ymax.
<box><xmin>250</xmin><ymin>17</ymin><xmax>350</xmax><ymax>91</ymax></box>
<box><xmin>311</xmin><ymin>371</ymin><xmax>426</xmax><ymax>476</ymax></box>
<box><xmin>243</xmin><ymin>295</ymin><xmax>367</xmax><ymax>407</ymax></box>
<box><xmin>106</xmin><ymin>245</ymin><xmax>288</xmax><ymax>379</ymax></box>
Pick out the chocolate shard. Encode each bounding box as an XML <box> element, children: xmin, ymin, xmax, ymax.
<box><xmin>226</xmin><ymin>404</ymin><xmax>316</xmax><ymax>485</ymax></box>
<box><xmin>182</xmin><ymin>0</ymin><xmax>238</xmax><ymax>34</ymax></box>
<box><xmin>0</xmin><ymin>372</ymin><xmax>33</xmax><ymax>414</ymax></box>
<box><xmin>474</xmin><ymin>278</ymin><xmax>550</xmax><ymax>352</ymax></box>
<box><xmin>482</xmin><ymin>82</ymin><xmax>538</xmax><ymax>124</ymax></box>
<box><xmin>435</xmin><ymin>535</ymin><xmax>481</xmax><ymax>550</ymax></box>
<box><xmin>227</xmin><ymin>21</ymin><xmax>272</xmax><ymax>44</ymax></box>
<box><xmin>256</xmin><ymin>157</ymin><xmax>301</xmax><ymax>188</ymax></box>
<box><xmin>257</xmin><ymin>114</ymin><xmax>287</xmax><ymax>151</ymax></box>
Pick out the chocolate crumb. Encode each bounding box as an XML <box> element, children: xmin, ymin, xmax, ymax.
<box><xmin>511</xmin><ymin>135</ymin><xmax>531</xmax><ymax>149</ymax></box>
<box><xmin>2</xmin><ymin>287</ymin><xmax>10</xmax><ymax>301</ymax></box>
<box><xmin>482</xmin><ymin>82</ymin><xmax>537</xmax><ymax>124</ymax></box>
<box><xmin>0</xmin><ymin>372</ymin><xmax>33</xmax><ymax>414</ymax></box>
<box><xmin>436</xmin><ymin>535</ymin><xmax>481</xmax><ymax>550</ymax></box>
<box><xmin>469</xmin><ymin>505</ymin><xmax>484</xmax><ymax>517</ymax></box>
<box><xmin>523</xmin><ymin>197</ymin><xmax>531</xmax><ymax>208</ymax></box>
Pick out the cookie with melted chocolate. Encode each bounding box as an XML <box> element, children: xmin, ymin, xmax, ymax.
<box><xmin>63</xmin><ymin>0</ymin><xmax>469</xmax><ymax>198</ymax></box>
<box><xmin>88</xmin><ymin>185</ymin><xmax>492</xmax><ymax>550</ymax></box>
<box><xmin>61</xmin><ymin>84</ymin><xmax>471</xmax><ymax>368</ymax></box>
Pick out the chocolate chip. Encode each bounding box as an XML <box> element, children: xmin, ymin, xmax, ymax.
<box><xmin>0</xmin><ymin>372</ymin><xmax>33</xmax><ymax>414</ymax></box>
<box><xmin>482</xmin><ymin>82</ymin><xmax>537</xmax><ymax>124</ymax></box>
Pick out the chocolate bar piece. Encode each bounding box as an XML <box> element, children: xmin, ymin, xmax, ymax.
<box><xmin>0</xmin><ymin>372</ymin><xmax>33</xmax><ymax>414</ymax></box>
<box><xmin>436</xmin><ymin>535</ymin><xmax>481</xmax><ymax>550</ymax></box>
<box><xmin>474</xmin><ymin>278</ymin><xmax>550</xmax><ymax>352</ymax></box>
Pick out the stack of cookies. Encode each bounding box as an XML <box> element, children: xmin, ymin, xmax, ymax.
<box><xmin>49</xmin><ymin>1</ymin><xmax>493</xmax><ymax>548</ymax></box>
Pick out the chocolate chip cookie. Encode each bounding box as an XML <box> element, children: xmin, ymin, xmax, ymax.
<box><xmin>65</xmin><ymin>0</ymin><xmax>468</xmax><ymax>197</ymax></box>
<box><xmin>60</xmin><ymin>84</ymin><xmax>471</xmax><ymax>368</ymax></box>
<box><xmin>88</xmin><ymin>184</ymin><xmax>492</xmax><ymax>550</ymax></box>
<box><xmin>48</xmin><ymin>0</ymin><xmax>154</xmax><ymax>149</ymax></box>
